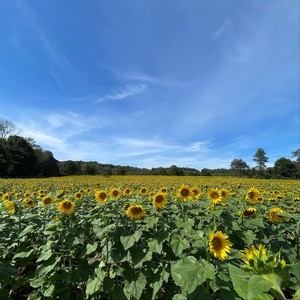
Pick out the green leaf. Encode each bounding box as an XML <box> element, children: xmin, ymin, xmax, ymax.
<box><xmin>228</xmin><ymin>265</ymin><xmax>273</xmax><ymax>300</ymax></box>
<box><xmin>30</xmin><ymin>277</ymin><xmax>44</xmax><ymax>288</ymax></box>
<box><xmin>0</xmin><ymin>263</ymin><xmax>17</xmax><ymax>282</ymax></box>
<box><xmin>247</xmin><ymin>275</ymin><xmax>273</xmax><ymax>299</ymax></box>
<box><xmin>124</xmin><ymin>273</ymin><xmax>147</xmax><ymax>300</ymax></box>
<box><xmin>169</xmin><ymin>233</ymin><xmax>190</xmax><ymax>256</ymax></box>
<box><xmin>18</xmin><ymin>225</ymin><xmax>35</xmax><ymax>237</ymax></box>
<box><xmin>228</xmin><ymin>264</ymin><xmax>250</xmax><ymax>299</ymax></box>
<box><xmin>292</xmin><ymin>262</ymin><xmax>300</xmax><ymax>282</ymax></box>
<box><xmin>36</xmin><ymin>257</ymin><xmax>60</xmax><ymax>277</ymax></box>
<box><xmin>171</xmin><ymin>256</ymin><xmax>215</xmax><ymax>294</ymax></box>
<box><xmin>120</xmin><ymin>230</ymin><xmax>143</xmax><ymax>250</ymax></box>
<box><xmin>293</xmin><ymin>289</ymin><xmax>300</xmax><ymax>300</ymax></box>
<box><xmin>85</xmin><ymin>242</ymin><xmax>98</xmax><ymax>256</ymax></box>
<box><xmin>130</xmin><ymin>247</ymin><xmax>152</xmax><ymax>267</ymax></box>
<box><xmin>42</xmin><ymin>284</ymin><xmax>55</xmax><ymax>297</ymax></box>
<box><xmin>36</xmin><ymin>250</ymin><xmax>53</xmax><ymax>262</ymax></box>
<box><xmin>13</xmin><ymin>249</ymin><xmax>34</xmax><ymax>259</ymax></box>
<box><xmin>86</xmin><ymin>276</ymin><xmax>102</xmax><ymax>297</ymax></box>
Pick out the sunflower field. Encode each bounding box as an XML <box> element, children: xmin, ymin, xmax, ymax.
<box><xmin>0</xmin><ymin>175</ymin><xmax>299</xmax><ymax>300</ymax></box>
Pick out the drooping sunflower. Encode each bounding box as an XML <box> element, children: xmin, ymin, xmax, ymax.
<box><xmin>152</xmin><ymin>193</ymin><xmax>167</xmax><ymax>209</ymax></box>
<box><xmin>4</xmin><ymin>200</ymin><xmax>15</xmax><ymax>215</ymax></box>
<box><xmin>95</xmin><ymin>190</ymin><xmax>108</xmax><ymax>204</ymax></box>
<box><xmin>22</xmin><ymin>198</ymin><xmax>35</xmax><ymax>208</ymax></box>
<box><xmin>2</xmin><ymin>192</ymin><xmax>11</xmax><ymax>201</ymax></box>
<box><xmin>110</xmin><ymin>188</ymin><xmax>121</xmax><ymax>199</ymax></box>
<box><xmin>209</xmin><ymin>231</ymin><xmax>232</xmax><ymax>260</ymax></box>
<box><xmin>58</xmin><ymin>200</ymin><xmax>75</xmax><ymax>215</ymax></box>
<box><xmin>241</xmin><ymin>207</ymin><xmax>258</xmax><ymax>218</ymax></box>
<box><xmin>268</xmin><ymin>207</ymin><xmax>288</xmax><ymax>223</ymax></box>
<box><xmin>208</xmin><ymin>189</ymin><xmax>222</xmax><ymax>205</ymax></box>
<box><xmin>246</xmin><ymin>187</ymin><xmax>260</xmax><ymax>204</ymax></box>
<box><xmin>219</xmin><ymin>189</ymin><xmax>230</xmax><ymax>201</ymax></box>
<box><xmin>178</xmin><ymin>186</ymin><xmax>193</xmax><ymax>202</ymax></box>
<box><xmin>191</xmin><ymin>187</ymin><xmax>201</xmax><ymax>201</ymax></box>
<box><xmin>126</xmin><ymin>204</ymin><xmax>146</xmax><ymax>220</ymax></box>
<box><xmin>240</xmin><ymin>244</ymin><xmax>267</xmax><ymax>267</ymax></box>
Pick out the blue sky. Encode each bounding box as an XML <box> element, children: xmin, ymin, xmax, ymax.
<box><xmin>0</xmin><ymin>0</ymin><xmax>299</xmax><ymax>169</ymax></box>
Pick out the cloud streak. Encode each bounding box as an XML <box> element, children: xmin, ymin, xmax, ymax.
<box><xmin>92</xmin><ymin>84</ymin><xmax>147</xmax><ymax>103</ymax></box>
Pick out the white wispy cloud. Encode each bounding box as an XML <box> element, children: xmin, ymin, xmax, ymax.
<box><xmin>92</xmin><ymin>84</ymin><xmax>147</xmax><ymax>103</ymax></box>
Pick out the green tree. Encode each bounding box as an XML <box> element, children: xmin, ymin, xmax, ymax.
<box><xmin>273</xmin><ymin>157</ymin><xmax>297</xmax><ymax>178</ymax></box>
<box><xmin>253</xmin><ymin>148</ymin><xmax>268</xmax><ymax>173</ymax></box>
<box><xmin>292</xmin><ymin>148</ymin><xmax>300</xmax><ymax>178</ymax></box>
<box><xmin>5</xmin><ymin>135</ymin><xmax>37</xmax><ymax>177</ymax></box>
<box><xmin>230</xmin><ymin>159</ymin><xmax>249</xmax><ymax>176</ymax></box>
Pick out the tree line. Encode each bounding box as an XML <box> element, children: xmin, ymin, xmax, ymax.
<box><xmin>0</xmin><ymin>118</ymin><xmax>299</xmax><ymax>178</ymax></box>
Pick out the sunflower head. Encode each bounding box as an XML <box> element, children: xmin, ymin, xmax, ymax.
<box><xmin>42</xmin><ymin>196</ymin><xmax>54</xmax><ymax>207</ymax></box>
<box><xmin>4</xmin><ymin>200</ymin><xmax>16</xmax><ymax>215</ymax></box>
<box><xmin>246</xmin><ymin>187</ymin><xmax>260</xmax><ymax>204</ymax></box>
<box><xmin>209</xmin><ymin>231</ymin><xmax>232</xmax><ymax>261</ymax></box>
<box><xmin>74</xmin><ymin>192</ymin><xmax>82</xmax><ymax>200</ymax></box>
<box><xmin>191</xmin><ymin>187</ymin><xmax>201</xmax><ymax>201</ymax></box>
<box><xmin>139</xmin><ymin>187</ymin><xmax>148</xmax><ymax>195</ymax></box>
<box><xmin>208</xmin><ymin>189</ymin><xmax>222</xmax><ymax>204</ymax></box>
<box><xmin>178</xmin><ymin>186</ymin><xmax>192</xmax><ymax>201</ymax></box>
<box><xmin>268</xmin><ymin>207</ymin><xmax>288</xmax><ymax>223</ymax></box>
<box><xmin>95</xmin><ymin>190</ymin><xmax>108</xmax><ymax>204</ymax></box>
<box><xmin>153</xmin><ymin>193</ymin><xmax>167</xmax><ymax>209</ymax></box>
<box><xmin>110</xmin><ymin>188</ymin><xmax>121</xmax><ymax>199</ymax></box>
<box><xmin>126</xmin><ymin>204</ymin><xmax>146</xmax><ymax>220</ymax></box>
<box><xmin>241</xmin><ymin>207</ymin><xmax>258</xmax><ymax>218</ymax></box>
<box><xmin>58</xmin><ymin>200</ymin><xmax>75</xmax><ymax>215</ymax></box>
<box><xmin>22</xmin><ymin>198</ymin><xmax>35</xmax><ymax>208</ymax></box>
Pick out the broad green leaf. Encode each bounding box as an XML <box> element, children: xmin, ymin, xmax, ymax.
<box><xmin>293</xmin><ymin>289</ymin><xmax>300</xmax><ymax>300</ymax></box>
<box><xmin>171</xmin><ymin>256</ymin><xmax>215</xmax><ymax>294</ymax></box>
<box><xmin>228</xmin><ymin>265</ymin><xmax>273</xmax><ymax>300</ymax></box>
<box><xmin>120</xmin><ymin>230</ymin><xmax>143</xmax><ymax>250</ymax></box>
<box><xmin>0</xmin><ymin>263</ymin><xmax>17</xmax><ymax>282</ymax></box>
<box><xmin>42</xmin><ymin>284</ymin><xmax>55</xmax><ymax>297</ymax></box>
<box><xmin>124</xmin><ymin>273</ymin><xmax>147</xmax><ymax>300</ymax></box>
<box><xmin>36</xmin><ymin>257</ymin><xmax>60</xmax><ymax>277</ymax></box>
<box><xmin>130</xmin><ymin>247</ymin><xmax>152</xmax><ymax>267</ymax></box>
<box><xmin>18</xmin><ymin>225</ymin><xmax>35</xmax><ymax>238</ymax></box>
<box><xmin>86</xmin><ymin>276</ymin><xmax>102</xmax><ymax>297</ymax></box>
<box><xmin>30</xmin><ymin>277</ymin><xmax>44</xmax><ymax>288</ymax></box>
<box><xmin>148</xmin><ymin>238</ymin><xmax>163</xmax><ymax>254</ymax></box>
<box><xmin>228</xmin><ymin>264</ymin><xmax>250</xmax><ymax>299</ymax></box>
<box><xmin>247</xmin><ymin>275</ymin><xmax>273</xmax><ymax>299</ymax></box>
<box><xmin>36</xmin><ymin>250</ymin><xmax>53</xmax><ymax>262</ymax></box>
<box><xmin>85</xmin><ymin>242</ymin><xmax>98</xmax><ymax>256</ymax></box>
<box><xmin>169</xmin><ymin>233</ymin><xmax>190</xmax><ymax>256</ymax></box>
<box><xmin>13</xmin><ymin>249</ymin><xmax>34</xmax><ymax>259</ymax></box>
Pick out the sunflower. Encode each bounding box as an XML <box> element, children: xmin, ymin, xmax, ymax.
<box><xmin>95</xmin><ymin>190</ymin><xmax>108</xmax><ymax>204</ymax></box>
<box><xmin>110</xmin><ymin>188</ymin><xmax>121</xmax><ymax>199</ymax></box>
<box><xmin>58</xmin><ymin>200</ymin><xmax>75</xmax><ymax>215</ymax></box>
<box><xmin>219</xmin><ymin>189</ymin><xmax>230</xmax><ymax>201</ymax></box>
<box><xmin>126</xmin><ymin>204</ymin><xmax>146</xmax><ymax>220</ymax></box>
<box><xmin>152</xmin><ymin>193</ymin><xmax>167</xmax><ymax>209</ymax></box>
<box><xmin>191</xmin><ymin>187</ymin><xmax>201</xmax><ymax>201</ymax></box>
<box><xmin>22</xmin><ymin>198</ymin><xmax>35</xmax><ymax>208</ymax></box>
<box><xmin>208</xmin><ymin>189</ymin><xmax>222</xmax><ymax>205</ymax></box>
<box><xmin>42</xmin><ymin>196</ymin><xmax>54</xmax><ymax>207</ymax></box>
<box><xmin>268</xmin><ymin>207</ymin><xmax>288</xmax><ymax>223</ymax></box>
<box><xmin>74</xmin><ymin>191</ymin><xmax>82</xmax><ymax>201</ymax></box>
<box><xmin>139</xmin><ymin>187</ymin><xmax>148</xmax><ymax>195</ymax></box>
<box><xmin>209</xmin><ymin>231</ymin><xmax>232</xmax><ymax>260</ymax></box>
<box><xmin>2</xmin><ymin>192</ymin><xmax>11</xmax><ymax>201</ymax></box>
<box><xmin>241</xmin><ymin>207</ymin><xmax>258</xmax><ymax>218</ymax></box>
<box><xmin>123</xmin><ymin>188</ymin><xmax>132</xmax><ymax>197</ymax></box>
<box><xmin>4</xmin><ymin>200</ymin><xmax>16</xmax><ymax>215</ymax></box>
<box><xmin>240</xmin><ymin>244</ymin><xmax>267</xmax><ymax>266</ymax></box>
<box><xmin>160</xmin><ymin>187</ymin><xmax>167</xmax><ymax>194</ymax></box>
<box><xmin>178</xmin><ymin>186</ymin><xmax>192</xmax><ymax>201</ymax></box>
<box><xmin>246</xmin><ymin>187</ymin><xmax>260</xmax><ymax>204</ymax></box>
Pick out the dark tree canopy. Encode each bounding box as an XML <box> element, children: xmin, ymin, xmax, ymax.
<box><xmin>253</xmin><ymin>148</ymin><xmax>268</xmax><ymax>171</ymax></box>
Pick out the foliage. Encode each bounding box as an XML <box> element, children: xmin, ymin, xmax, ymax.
<box><xmin>0</xmin><ymin>175</ymin><xmax>299</xmax><ymax>299</ymax></box>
